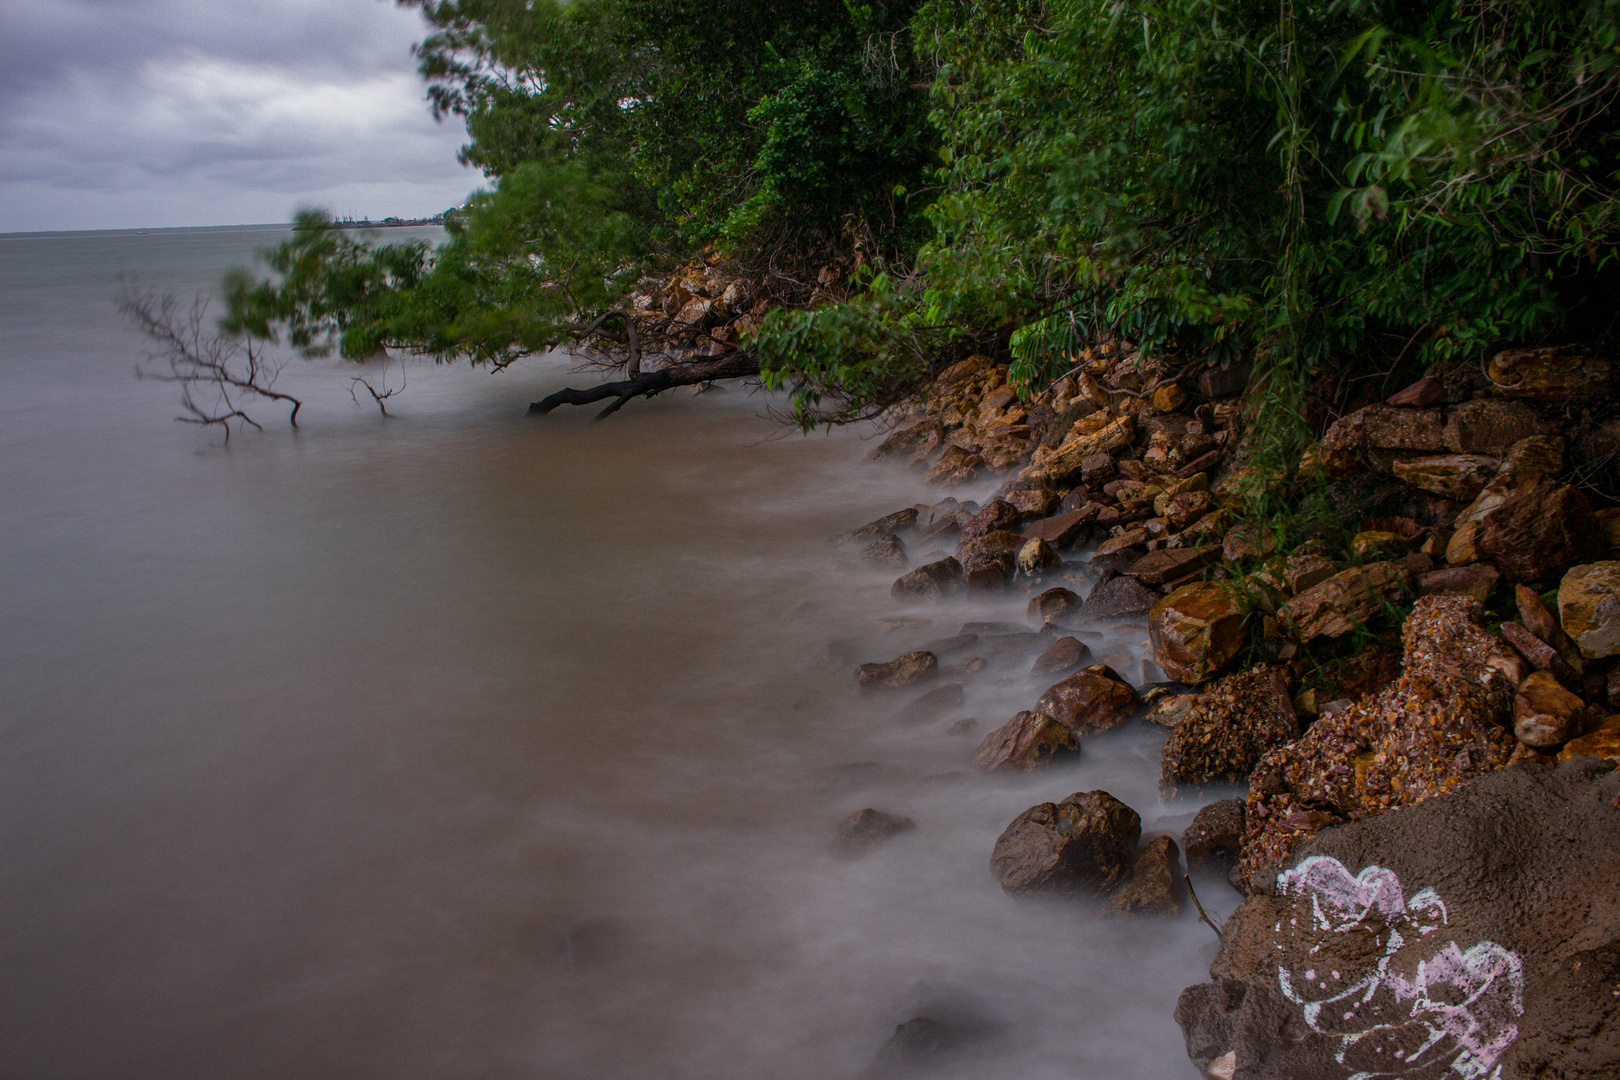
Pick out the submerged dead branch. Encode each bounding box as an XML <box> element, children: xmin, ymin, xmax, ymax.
<box><xmin>529</xmin><ymin>351</ymin><xmax>762</xmax><ymax>420</ymax></box>
<box><xmin>121</xmin><ymin>289</ymin><xmax>302</xmax><ymax>443</ymax></box>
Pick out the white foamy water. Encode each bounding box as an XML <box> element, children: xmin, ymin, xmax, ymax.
<box><xmin>1</xmin><ymin>228</ymin><xmax>1238</xmax><ymax>1079</ymax></box>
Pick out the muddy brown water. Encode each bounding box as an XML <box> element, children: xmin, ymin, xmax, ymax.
<box><xmin>2</xmin><ymin>229</ymin><xmax>1235</xmax><ymax>1079</ymax></box>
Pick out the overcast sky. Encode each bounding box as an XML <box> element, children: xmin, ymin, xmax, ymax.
<box><xmin>0</xmin><ymin>0</ymin><xmax>478</xmax><ymax>232</ymax></box>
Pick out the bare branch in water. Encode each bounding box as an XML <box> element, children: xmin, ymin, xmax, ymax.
<box><xmin>120</xmin><ymin>289</ymin><xmax>303</xmax><ymax>444</ymax></box>
<box><xmin>349</xmin><ymin>354</ymin><xmax>406</xmax><ymax>417</ymax></box>
<box><xmin>528</xmin><ymin>351</ymin><xmax>761</xmax><ymax>420</ymax></box>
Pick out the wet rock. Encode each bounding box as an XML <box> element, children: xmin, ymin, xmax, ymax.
<box><xmin>1559</xmin><ymin>561</ymin><xmax>1620</xmax><ymax>659</ymax></box>
<box><xmin>1149</xmin><ymin>582</ymin><xmax>1248</xmax><ymax>684</ymax></box>
<box><xmin>1500</xmin><ymin>433</ymin><xmax>1564</xmax><ymax>478</ymax></box>
<box><xmin>1390</xmin><ymin>453</ymin><xmax>1499</xmax><ymax>499</ymax></box>
<box><xmin>924</xmin><ymin>445</ymin><xmax>984</xmax><ymax>485</ymax></box>
<box><xmin>1278</xmin><ymin>561</ymin><xmax>1410</xmax><ymax>642</ymax></box>
<box><xmin>1488</xmin><ymin>343</ymin><xmax>1611</xmax><ymax>401</ymax></box>
<box><xmin>1022</xmin><ymin>415</ymin><xmax>1136</xmax><ymax>488</ymax></box>
<box><xmin>1094</xmin><ymin>528</ymin><xmax>1148</xmax><ymax>558</ymax></box>
<box><xmin>893</xmin><ymin>683</ymin><xmax>965</xmax><ymax>725</ymax></box>
<box><xmin>1238</xmin><ymin>596</ymin><xmax>1518</xmax><ymax>889</ymax></box>
<box><xmin>1442</xmin><ymin>397</ymin><xmax>1552</xmax><ymax>453</ymax></box>
<box><xmin>974</xmin><ymin>710</ymin><xmax>1080</xmax><ymax>771</ymax></box>
<box><xmin>857</xmin><ymin>652</ymin><xmax>938</xmax><ymax>689</ymax></box>
<box><xmin>989</xmin><ymin>790</ymin><xmax>1142</xmax><ymax>897</ymax></box>
<box><xmin>1178</xmin><ymin>759</ymin><xmax>1620</xmax><ymax>1080</ymax></box>
<box><xmin>1153</xmin><ymin>382</ymin><xmax>1188</xmax><ymax>412</ymax></box>
<box><xmin>941</xmin><ymin>656</ymin><xmax>985</xmax><ymax>682</ymax></box>
<box><xmin>1027</xmin><ymin>586</ymin><xmax>1083</xmax><ymax>625</ymax></box>
<box><xmin>1283</xmin><ymin>553</ymin><xmax>1338</xmax><ymax>595</ymax></box>
<box><xmin>1160</xmin><ymin>666</ymin><xmax>1300</xmax><ymax>794</ymax></box>
<box><xmin>1182</xmin><ymin>799</ymin><xmax>1246</xmax><ymax>870</ymax></box>
<box><xmin>1030</xmin><ymin>635</ymin><xmax>1090</xmax><ymax>676</ymax></box>
<box><xmin>848</xmin><ymin>507</ymin><xmax>919</xmax><ymax>541</ymax></box>
<box><xmin>891</xmin><ymin>557</ymin><xmax>962</xmax><ymax>601</ymax></box>
<box><xmin>861</xmin><ymin>533</ymin><xmax>908</xmax><ymax>567</ymax></box>
<box><xmin>1123</xmin><ymin>545</ymin><xmax>1220</xmax><ymax>587</ymax></box>
<box><xmin>1003</xmin><ymin>487</ymin><xmax>1057</xmax><ymax>518</ymax></box>
<box><xmin>1513</xmin><ymin>670</ymin><xmax>1588</xmax><ymax>748</ymax></box>
<box><xmin>1385</xmin><ymin>375</ymin><xmax>1443</xmax><ymax>406</ymax></box>
<box><xmin>1559</xmin><ymin>727</ymin><xmax>1620</xmax><ymax>762</ymax></box>
<box><xmin>956</xmin><ymin>500</ymin><xmax>1023</xmax><ymax>548</ymax></box>
<box><xmin>1164</xmin><ymin>490</ymin><xmax>1215</xmax><ymax>531</ymax></box>
<box><xmin>1015</xmin><ymin>537</ymin><xmax>1062</xmax><ymax>576</ymax></box>
<box><xmin>1080</xmin><ymin>452</ymin><xmax>1116</xmax><ymax>485</ymax></box>
<box><xmin>867</xmin><ymin>422</ymin><xmax>939</xmax><ymax>461</ymax></box>
<box><xmin>1417</xmin><ymin>562</ymin><xmax>1500</xmax><ymax>602</ymax></box>
<box><xmin>833</xmin><ymin>808</ymin><xmax>916</xmax><ymax>857</ymax></box>
<box><xmin>1105</xmin><ymin>835</ymin><xmax>1186</xmax><ymax>917</ymax></box>
<box><xmin>1033</xmin><ymin>666</ymin><xmax>1139</xmax><ymax>736</ymax></box>
<box><xmin>1018</xmin><ymin>506</ymin><xmax>1098</xmax><ymax>550</ymax></box>
<box><xmin>1141</xmin><ymin>688</ymin><xmax>1203</xmax><ymax>729</ymax></box>
<box><xmin>921</xmin><ymin>632</ymin><xmax>977</xmax><ymax>655</ymax></box>
<box><xmin>1478</xmin><ymin>482</ymin><xmax>1602</xmax><ymax>583</ymax></box>
<box><xmin>1322</xmin><ymin>404</ymin><xmax>1446</xmax><ymax>455</ymax></box>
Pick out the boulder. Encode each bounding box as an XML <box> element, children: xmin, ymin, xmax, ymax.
<box><xmin>891</xmin><ymin>557</ymin><xmax>963</xmax><ymax>601</ymax></box>
<box><xmin>988</xmin><ymin>790</ymin><xmax>1142</xmax><ymax>897</ymax></box>
<box><xmin>1033</xmin><ymin>666</ymin><xmax>1139</xmax><ymax>736</ymax></box>
<box><xmin>867</xmin><ymin>422</ymin><xmax>939</xmax><ymax>461</ymax></box>
<box><xmin>974</xmin><ymin>710</ymin><xmax>1080</xmax><ymax>771</ymax></box>
<box><xmin>1278</xmin><ymin>561</ymin><xmax>1410</xmax><ymax>642</ymax></box>
<box><xmin>1487</xmin><ymin>343</ymin><xmax>1611</xmax><ymax>401</ymax></box>
<box><xmin>1030</xmin><ymin>636</ymin><xmax>1090</xmax><ymax>676</ymax></box>
<box><xmin>1027</xmin><ymin>586</ymin><xmax>1083</xmax><ymax>624</ymax></box>
<box><xmin>1104</xmin><ymin>834</ymin><xmax>1186</xmax><ymax>917</ymax></box>
<box><xmin>861</xmin><ymin>533</ymin><xmax>908</xmax><ymax>567</ymax></box>
<box><xmin>1322</xmin><ymin>404</ymin><xmax>1446</xmax><ymax>455</ymax></box>
<box><xmin>958</xmin><ymin>530</ymin><xmax>1025</xmax><ymax>590</ymax></box>
<box><xmin>893</xmin><ymin>683</ymin><xmax>966</xmax><ymax>725</ymax></box>
<box><xmin>1150</xmin><ymin>582</ymin><xmax>1248</xmax><ymax>683</ymax></box>
<box><xmin>1390</xmin><ymin>453</ymin><xmax>1499</xmax><ymax>499</ymax></box>
<box><xmin>1160</xmin><ymin>666</ymin><xmax>1300</xmax><ymax>794</ymax></box>
<box><xmin>856</xmin><ymin>651</ymin><xmax>939</xmax><ymax>689</ymax></box>
<box><xmin>956</xmin><ymin>500</ymin><xmax>1023</xmax><ymax>548</ymax></box>
<box><xmin>1385</xmin><ymin>375</ymin><xmax>1443</xmax><ymax>406</ymax></box>
<box><xmin>1015</xmin><ymin>538</ymin><xmax>1062</xmax><ymax>576</ymax></box>
<box><xmin>848</xmin><ymin>507</ymin><xmax>919</xmax><ymax>541</ymax></box>
<box><xmin>1558</xmin><ymin>561</ymin><xmax>1620</xmax><ymax>659</ymax></box>
<box><xmin>1178</xmin><ymin>760</ymin><xmax>1620</xmax><ymax>1080</ymax></box>
<box><xmin>1182</xmin><ymin>799</ymin><xmax>1246</xmax><ymax>870</ymax></box>
<box><xmin>1018</xmin><ymin>506</ymin><xmax>1099</xmax><ymax>549</ymax></box>
<box><xmin>1513</xmin><ymin>669</ymin><xmax>1588</xmax><ymax>749</ymax></box>
<box><xmin>865</xmin><ymin>1016</ymin><xmax>985</xmax><ymax>1079</ymax></box>
<box><xmin>1417</xmin><ymin>562</ymin><xmax>1499</xmax><ymax>602</ymax></box>
<box><xmin>1477</xmin><ymin>482</ymin><xmax>1602</xmax><ymax>583</ymax></box>
<box><xmin>1237</xmin><ymin>596</ymin><xmax>1518</xmax><ymax>889</ymax></box>
<box><xmin>833</xmin><ymin>808</ymin><xmax>917</xmax><ymax>857</ymax></box>
<box><xmin>1442</xmin><ymin>398</ymin><xmax>1551</xmax><ymax>453</ymax></box>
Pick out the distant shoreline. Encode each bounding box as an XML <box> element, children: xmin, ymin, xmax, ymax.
<box><xmin>2</xmin><ymin>218</ymin><xmax>446</xmax><ymax>241</ymax></box>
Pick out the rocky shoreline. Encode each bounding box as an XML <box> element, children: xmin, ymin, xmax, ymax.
<box><xmin>831</xmin><ymin>346</ymin><xmax>1618</xmax><ymax>1077</ymax></box>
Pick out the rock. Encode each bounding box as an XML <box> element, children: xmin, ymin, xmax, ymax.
<box><xmin>1385</xmin><ymin>375</ymin><xmax>1443</xmax><ymax>406</ymax></box>
<box><xmin>944</xmin><ymin>717</ymin><xmax>977</xmax><ymax>737</ymax></box>
<box><xmin>1021</xmin><ymin>415</ymin><xmax>1134</xmax><ymax>486</ymax></box>
<box><xmin>857</xmin><ymin>651</ymin><xmax>938</xmax><ymax>689</ymax></box>
<box><xmin>1390</xmin><ymin>453</ymin><xmax>1499</xmax><ymax>499</ymax></box>
<box><xmin>921</xmin><ymin>632</ymin><xmax>977</xmax><ymax>655</ymax></box>
<box><xmin>1515</xmin><ymin>712</ymin><xmax>1575</xmax><ymax>748</ymax></box>
<box><xmin>1083</xmin><ymin>574</ymin><xmax>1161</xmax><ymax>619</ymax></box>
<box><xmin>1478</xmin><ymin>482</ymin><xmax>1602</xmax><ymax>583</ymax></box>
<box><xmin>1322</xmin><ymin>404</ymin><xmax>1446</xmax><ymax>455</ymax></box>
<box><xmin>1182</xmin><ymin>799</ymin><xmax>1246</xmax><ymax>870</ymax></box>
<box><xmin>1160</xmin><ymin>666</ymin><xmax>1300</xmax><ymax>793</ymax></box>
<box><xmin>867</xmin><ymin>422</ymin><xmax>939</xmax><ymax>461</ymax></box>
<box><xmin>1094</xmin><ymin>528</ymin><xmax>1148</xmax><ymax>559</ymax></box>
<box><xmin>1141</xmin><ymin>689</ymin><xmax>1203</xmax><ymax>729</ymax></box>
<box><xmin>1222</xmin><ymin>525</ymin><xmax>1275</xmax><ymax>563</ymax></box>
<box><xmin>1177</xmin><ymin>760</ymin><xmax>1620</xmax><ymax>1080</ymax></box>
<box><xmin>1503</xmin><ymin>619</ymin><xmax>1579</xmax><ymax>686</ymax></box>
<box><xmin>1442</xmin><ymin>398</ymin><xmax>1551</xmax><ymax>452</ymax></box>
<box><xmin>1198</xmin><ymin>363</ymin><xmax>1250</xmax><ymax>399</ymax></box>
<box><xmin>865</xmin><ymin>1015</ymin><xmax>981</xmax><ymax>1079</ymax></box>
<box><xmin>1558</xmin><ymin>727</ymin><xmax>1620</xmax><ymax>762</ymax></box>
<box><xmin>1488</xmin><ymin>343</ymin><xmax>1611</xmax><ymax>401</ymax></box>
<box><xmin>1163</xmin><ymin>489</ymin><xmax>1215</xmax><ymax>531</ymax></box>
<box><xmin>1238</xmin><ymin>596</ymin><xmax>1518</xmax><ymax>889</ymax></box>
<box><xmin>1033</xmin><ymin>667</ymin><xmax>1139</xmax><ymax>736</ymax></box>
<box><xmin>891</xmin><ymin>557</ymin><xmax>962</xmax><ymax>601</ymax></box>
<box><xmin>1514</xmin><ymin>669</ymin><xmax>1587</xmax><ymax>739</ymax></box>
<box><xmin>1599</xmin><ymin>508</ymin><xmax>1620</xmax><ymax>549</ymax></box>
<box><xmin>861</xmin><ymin>533</ymin><xmax>908</xmax><ymax>566</ymax></box>
<box><xmin>1282</xmin><ymin>553</ymin><xmax>1338</xmax><ymax>595</ymax></box>
<box><xmin>833</xmin><ymin>808</ymin><xmax>916</xmax><ymax>856</ymax></box>
<box><xmin>1500</xmin><ymin>434</ymin><xmax>1563</xmax><ymax>478</ymax></box>
<box><xmin>1150</xmin><ymin>582</ymin><xmax>1248</xmax><ymax>684</ymax></box>
<box><xmin>1018</xmin><ymin>506</ymin><xmax>1098</xmax><ymax>550</ymax></box>
<box><xmin>956</xmin><ymin>500</ymin><xmax>1021</xmax><ymax>547</ymax></box>
<box><xmin>1153</xmin><ymin>382</ymin><xmax>1188</xmax><ymax>412</ymax></box>
<box><xmin>1003</xmin><ymin>487</ymin><xmax>1057</xmax><ymax>518</ymax></box>
<box><xmin>1027</xmin><ymin>586</ymin><xmax>1083</xmax><ymax>624</ymax></box>
<box><xmin>893</xmin><ymin>683</ymin><xmax>966</xmax><ymax>725</ymax></box>
<box><xmin>1122</xmin><ymin>545</ymin><xmax>1220</xmax><ymax>586</ymax></box>
<box><xmin>1349</xmin><ymin>529</ymin><xmax>1412</xmax><ymax>560</ymax></box>
<box><xmin>1559</xmin><ymin>561</ymin><xmax>1620</xmax><ymax>659</ymax></box>
<box><xmin>989</xmin><ymin>790</ymin><xmax>1142</xmax><ymax>897</ymax></box>
<box><xmin>848</xmin><ymin>508</ymin><xmax>919</xmax><ymax>541</ymax></box>
<box><xmin>924</xmin><ymin>445</ymin><xmax>985</xmax><ymax>485</ymax></box>
<box><xmin>974</xmin><ymin>710</ymin><xmax>1080</xmax><ymax>771</ymax></box>
<box><xmin>1030</xmin><ymin>635</ymin><xmax>1090</xmax><ymax>676</ymax></box>
<box><xmin>1105</xmin><ymin>835</ymin><xmax>1186</xmax><ymax>917</ymax></box>
<box><xmin>1015</xmin><ymin>538</ymin><xmax>1062</xmax><ymax>576</ymax></box>
<box><xmin>1080</xmin><ymin>452</ymin><xmax>1116</xmax><ymax>485</ymax></box>
<box><xmin>1417</xmin><ymin>562</ymin><xmax>1499</xmax><ymax>602</ymax></box>
<box><xmin>941</xmin><ymin>656</ymin><xmax>985</xmax><ymax>681</ymax></box>
<box><xmin>1278</xmin><ymin>561</ymin><xmax>1410</xmax><ymax>642</ymax></box>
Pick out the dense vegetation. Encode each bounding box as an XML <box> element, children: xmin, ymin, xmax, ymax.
<box><xmin>225</xmin><ymin>0</ymin><xmax>1620</xmax><ymax>451</ymax></box>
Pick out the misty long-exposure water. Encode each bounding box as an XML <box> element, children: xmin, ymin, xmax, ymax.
<box><xmin>2</xmin><ymin>229</ymin><xmax>1235</xmax><ymax>1079</ymax></box>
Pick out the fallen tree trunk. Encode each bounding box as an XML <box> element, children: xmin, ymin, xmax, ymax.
<box><xmin>528</xmin><ymin>351</ymin><xmax>763</xmax><ymax>419</ymax></box>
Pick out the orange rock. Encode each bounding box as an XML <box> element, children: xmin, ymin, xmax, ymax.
<box><xmin>1149</xmin><ymin>582</ymin><xmax>1248</xmax><ymax>683</ymax></box>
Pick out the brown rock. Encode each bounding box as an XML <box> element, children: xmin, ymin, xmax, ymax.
<box><xmin>1034</xmin><ymin>666</ymin><xmax>1140</xmax><ymax>735</ymax></box>
<box><xmin>1278</xmin><ymin>561</ymin><xmax>1410</xmax><ymax>642</ymax></box>
<box><xmin>1027</xmin><ymin>587</ymin><xmax>1083</xmax><ymax>624</ymax></box>
<box><xmin>1500</xmin><ymin>434</ymin><xmax>1564</xmax><ymax>478</ymax></box>
<box><xmin>1515</xmin><ymin>669</ymin><xmax>1587</xmax><ymax>725</ymax></box>
<box><xmin>847</xmin><ymin>507</ymin><xmax>919</xmax><ymax>541</ymax></box>
<box><xmin>1557</xmin><ymin>727</ymin><xmax>1620</xmax><ymax>762</ymax></box>
<box><xmin>1124</xmin><ymin>545</ymin><xmax>1221</xmax><ymax>586</ymax></box>
<box><xmin>1385</xmin><ymin>376</ymin><xmax>1443</xmax><ymax>406</ymax></box>
<box><xmin>1153</xmin><ymin>382</ymin><xmax>1188</xmax><ymax>413</ymax></box>
<box><xmin>1515</xmin><ymin>712</ymin><xmax>1575</xmax><ymax>749</ymax></box>
<box><xmin>1160</xmin><ymin>666</ymin><xmax>1300</xmax><ymax>793</ymax></box>
<box><xmin>1083</xmin><ymin>575</ymin><xmax>1161</xmax><ymax>619</ymax></box>
<box><xmin>1030</xmin><ymin>636</ymin><xmax>1091</xmax><ymax>676</ymax></box>
<box><xmin>1488</xmin><ymin>344</ymin><xmax>1611</xmax><ymax>401</ymax></box>
<box><xmin>1141</xmin><ymin>690</ymin><xmax>1203</xmax><ymax>729</ymax></box>
<box><xmin>1080</xmin><ymin>453</ymin><xmax>1116</xmax><ymax>485</ymax></box>
<box><xmin>1016</xmin><ymin>538</ymin><xmax>1063</xmax><ymax>576</ymax></box>
<box><xmin>857</xmin><ymin>651</ymin><xmax>938</xmax><ymax>689</ymax></box>
<box><xmin>1322</xmin><ymin>404</ymin><xmax>1446</xmax><ymax>454</ymax></box>
<box><xmin>832</xmin><ymin>808</ymin><xmax>915</xmax><ymax>856</ymax></box>
<box><xmin>1221</xmin><ymin>526</ymin><xmax>1275</xmax><ymax>563</ymax></box>
<box><xmin>861</xmin><ymin>533</ymin><xmax>908</xmax><ymax>567</ymax></box>
<box><xmin>974</xmin><ymin>711</ymin><xmax>1080</xmax><ymax>771</ymax></box>
<box><xmin>891</xmin><ymin>557</ymin><xmax>962</xmax><ymax>601</ymax></box>
<box><xmin>1164</xmin><ymin>489</ymin><xmax>1215</xmax><ymax>531</ymax></box>
<box><xmin>1558</xmin><ymin>561</ymin><xmax>1620</xmax><ymax>659</ymax></box>
<box><xmin>942</xmin><ymin>656</ymin><xmax>986</xmax><ymax>681</ymax></box>
<box><xmin>1442</xmin><ymin>398</ymin><xmax>1551</xmax><ymax>452</ymax></box>
<box><xmin>1283</xmin><ymin>553</ymin><xmax>1338</xmax><ymax>595</ymax></box>
<box><xmin>1198</xmin><ymin>363</ymin><xmax>1250</xmax><ymax>399</ymax></box>
<box><xmin>866</xmin><ymin>422</ymin><xmax>939</xmax><ymax>461</ymax></box>
<box><xmin>1182</xmin><ymin>799</ymin><xmax>1246</xmax><ymax>870</ymax></box>
<box><xmin>1104</xmin><ymin>835</ymin><xmax>1186</xmax><ymax>917</ymax></box>
<box><xmin>988</xmin><ymin>790</ymin><xmax>1141</xmax><ymax>897</ymax></box>
<box><xmin>1018</xmin><ymin>506</ymin><xmax>1098</xmax><ymax>549</ymax></box>
<box><xmin>1350</xmin><ymin>530</ymin><xmax>1411</xmax><ymax>560</ymax></box>
<box><xmin>958</xmin><ymin>530</ymin><xmax>1026</xmax><ymax>591</ymax></box>
<box><xmin>893</xmin><ymin>683</ymin><xmax>966</xmax><ymax>725</ymax></box>
<box><xmin>1478</xmin><ymin>483</ymin><xmax>1601</xmax><ymax>583</ymax></box>
<box><xmin>1095</xmin><ymin>528</ymin><xmax>1149</xmax><ymax>558</ymax></box>
<box><xmin>1150</xmin><ymin>582</ymin><xmax>1248</xmax><ymax>683</ymax></box>
<box><xmin>1004</xmin><ymin>487</ymin><xmax>1058</xmax><ymax>518</ymax></box>
<box><xmin>1390</xmin><ymin>453</ymin><xmax>1499</xmax><ymax>499</ymax></box>
<box><xmin>924</xmin><ymin>445</ymin><xmax>984</xmax><ymax>485</ymax></box>
<box><xmin>956</xmin><ymin>500</ymin><xmax>1022</xmax><ymax>547</ymax></box>
<box><xmin>1417</xmin><ymin>562</ymin><xmax>1500</xmax><ymax>602</ymax></box>
<box><xmin>1021</xmin><ymin>415</ymin><xmax>1135</xmax><ymax>487</ymax></box>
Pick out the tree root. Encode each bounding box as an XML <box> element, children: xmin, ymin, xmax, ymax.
<box><xmin>527</xmin><ymin>351</ymin><xmax>762</xmax><ymax>419</ymax></box>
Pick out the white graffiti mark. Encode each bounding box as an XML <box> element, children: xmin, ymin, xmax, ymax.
<box><xmin>1274</xmin><ymin>856</ymin><xmax>1523</xmax><ymax>1080</ymax></box>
